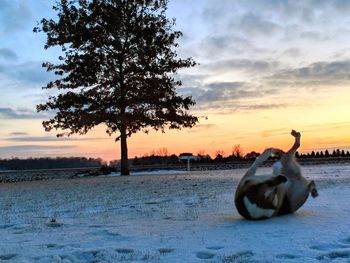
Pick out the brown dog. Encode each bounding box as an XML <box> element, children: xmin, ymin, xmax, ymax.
<box><xmin>235</xmin><ymin>130</ymin><xmax>318</xmax><ymax>220</ymax></box>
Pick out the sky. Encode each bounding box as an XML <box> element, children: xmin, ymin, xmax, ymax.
<box><xmin>1</xmin><ymin>0</ymin><xmax>350</xmax><ymax>161</ymax></box>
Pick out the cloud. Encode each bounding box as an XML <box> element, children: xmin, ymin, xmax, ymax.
<box><xmin>181</xmin><ymin>81</ymin><xmax>278</xmax><ymax>104</ymax></box>
<box><xmin>299</xmin><ymin>31</ymin><xmax>329</xmax><ymax>41</ymax></box>
<box><xmin>8</xmin><ymin>132</ymin><xmax>29</xmax><ymax>136</ymax></box>
<box><xmin>181</xmin><ymin>82</ymin><xmax>255</xmax><ymax>103</ymax></box>
<box><xmin>179</xmin><ymin>80</ymin><xmax>285</xmax><ymax>114</ymax></box>
<box><xmin>261</xmin><ymin>128</ymin><xmax>290</xmax><ymax>138</ymax></box>
<box><xmin>282</xmin><ymin>48</ymin><xmax>302</xmax><ymax>57</ymax></box>
<box><xmin>0</xmin><ymin>48</ymin><xmax>17</xmax><ymax>60</ymax></box>
<box><xmin>200</xmin><ymin>82</ymin><xmax>259</xmax><ymax>102</ymax></box>
<box><xmin>203</xmin><ymin>59</ymin><xmax>279</xmax><ymax>74</ymax></box>
<box><xmin>4</xmin><ymin>136</ymin><xmax>108</xmax><ymax>142</ymax></box>
<box><xmin>239</xmin><ymin>13</ymin><xmax>280</xmax><ymax>37</ymax></box>
<box><xmin>176</xmin><ymin>73</ymin><xmax>206</xmax><ymax>87</ymax></box>
<box><xmin>0</xmin><ymin>61</ymin><xmax>52</xmax><ymax>85</ymax></box>
<box><xmin>215</xmin><ymin>102</ymin><xmax>285</xmax><ymax>113</ymax></box>
<box><xmin>239</xmin><ymin>103</ymin><xmax>285</xmax><ymax>111</ymax></box>
<box><xmin>0</xmin><ymin>145</ymin><xmax>76</xmax><ymax>152</ymax></box>
<box><xmin>201</xmin><ymin>1</ymin><xmax>238</xmax><ymax>29</ymax></box>
<box><xmin>187</xmin><ymin>124</ymin><xmax>216</xmax><ymax>133</ymax></box>
<box><xmin>267</xmin><ymin>60</ymin><xmax>350</xmax><ymax>85</ymax></box>
<box><xmin>204</xmin><ymin>35</ymin><xmax>251</xmax><ymax>53</ymax></box>
<box><xmin>0</xmin><ymin>0</ymin><xmax>32</xmax><ymax>34</ymax></box>
<box><xmin>301</xmin><ymin>121</ymin><xmax>350</xmax><ymax>133</ymax></box>
<box><xmin>0</xmin><ymin>107</ymin><xmax>46</xmax><ymax>119</ymax></box>
<box><xmin>0</xmin><ymin>144</ymin><xmax>78</xmax><ymax>158</ymax></box>
<box><xmin>200</xmin><ymin>34</ymin><xmax>271</xmax><ymax>58</ymax></box>
<box><xmin>333</xmin><ymin>0</ymin><xmax>350</xmax><ymax>12</ymax></box>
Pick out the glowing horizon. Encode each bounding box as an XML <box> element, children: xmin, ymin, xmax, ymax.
<box><xmin>1</xmin><ymin>1</ymin><xmax>350</xmax><ymax>162</ymax></box>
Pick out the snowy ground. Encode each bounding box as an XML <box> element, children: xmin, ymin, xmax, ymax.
<box><xmin>1</xmin><ymin>164</ymin><xmax>350</xmax><ymax>263</ymax></box>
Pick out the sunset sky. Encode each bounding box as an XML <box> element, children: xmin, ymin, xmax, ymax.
<box><xmin>1</xmin><ymin>0</ymin><xmax>350</xmax><ymax>161</ymax></box>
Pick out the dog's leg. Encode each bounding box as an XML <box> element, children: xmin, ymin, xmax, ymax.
<box><xmin>308</xmin><ymin>180</ymin><xmax>318</xmax><ymax>198</ymax></box>
<box><xmin>242</xmin><ymin>148</ymin><xmax>277</xmax><ymax>179</ymax></box>
<box><xmin>279</xmin><ymin>130</ymin><xmax>301</xmax><ymax>176</ymax></box>
<box><xmin>285</xmin><ymin>130</ymin><xmax>300</xmax><ymax>158</ymax></box>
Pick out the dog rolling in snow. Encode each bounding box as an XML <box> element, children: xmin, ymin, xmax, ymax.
<box><xmin>235</xmin><ymin>130</ymin><xmax>318</xmax><ymax>220</ymax></box>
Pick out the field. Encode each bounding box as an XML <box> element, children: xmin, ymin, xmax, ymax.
<box><xmin>1</xmin><ymin>164</ymin><xmax>350</xmax><ymax>262</ymax></box>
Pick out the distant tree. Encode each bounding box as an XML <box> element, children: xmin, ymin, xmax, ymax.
<box><xmin>341</xmin><ymin>150</ymin><xmax>346</xmax><ymax>157</ymax></box>
<box><xmin>231</xmin><ymin>144</ymin><xmax>243</xmax><ymax>159</ymax></box>
<box><xmin>325</xmin><ymin>150</ymin><xmax>330</xmax><ymax>157</ymax></box>
<box><xmin>215</xmin><ymin>150</ymin><xmax>225</xmax><ymax>158</ymax></box>
<box><xmin>245</xmin><ymin>151</ymin><xmax>260</xmax><ymax>160</ymax></box>
<box><xmin>109</xmin><ymin>159</ymin><xmax>119</xmax><ymax>167</ymax></box>
<box><xmin>311</xmin><ymin>151</ymin><xmax>315</xmax><ymax>158</ymax></box>
<box><xmin>156</xmin><ymin>147</ymin><xmax>169</xmax><ymax>157</ymax></box>
<box><xmin>336</xmin><ymin>149</ymin><xmax>341</xmax><ymax>157</ymax></box>
<box><xmin>133</xmin><ymin>156</ymin><xmax>139</xmax><ymax>165</ymax></box>
<box><xmin>34</xmin><ymin>0</ymin><xmax>198</xmax><ymax>175</ymax></box>
<box><xmin>214</xmin><ymin>153</ymin><xmax>224</xmax><ymax>162</ymax></box>
<box><xmin>197</xmin><ymin>150</ymin><xmax>206</xmax><ymax>157</ymax></box>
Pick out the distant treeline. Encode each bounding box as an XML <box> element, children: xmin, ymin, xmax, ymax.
<box><xmin>0</xmin><ymin>157</ymin><xmax>105</xmax><ymax>171</ymax></box>
<box><xmin>109</xmin><ymin>148</ymin><xmax>350</xmax><ymax>167</ymax></box>
<box><xmin>296</xmin><ymin>149</ymin><xmax>350</xmax><ymax>158</ymax></box>
<box><xmin>2</xmin><ymin>149</ymin><xmax>349</xmax><ymax>170</ymax></box>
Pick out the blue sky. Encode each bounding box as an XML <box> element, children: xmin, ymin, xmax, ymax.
<box><xmin>1</xmin><ymin>0</ymin><xmax>350</xmax><ymax>160</ymax></box>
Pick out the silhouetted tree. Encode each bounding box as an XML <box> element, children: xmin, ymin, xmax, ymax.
<box><xmin>214</xmin><ymin>150</ymin><xmax>225</xmax><ymax>162</ymax></box>
<box><xmin>214</xmin><ymin>154</ymin><xmax>224</xmax><ymax>162</ymax></box>
<box><xmin>336</xmin><ymin>149</ymin><xmax>341</xmax><ymax>157</ymax></box>
<box><xmin>245</xmin><ymin>151</ymin><xmax>260</xmax><ymax>160</ymax></box>
<box><xmin>231</xmin><ymin>144</ymin><xmax>243</xmax><ymax>159</ymax></box>
<box><xmin>197</xmin><ymin>150</ymin><xmax>206</xmax><ymax>157</ymax></box>
<box><xmin>34</xmin><ymin>0</ymin><xmax>198</xmax><ymax>175</ymax></box>
<box><xmin>325</xmin><ymin>150</ymin><xmax>330</xmax><ymax>157</ymax></box>
<box><xmin>156</xmin><ymin>147</ymin><xmax>169</xmax><ymax>157</ymax></box>
<box><xmin>133</xmin><ymin>156</ymin><xmax>139</xmax><ymax>165</ymax></box>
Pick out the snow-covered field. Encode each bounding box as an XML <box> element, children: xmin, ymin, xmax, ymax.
<box><xmin>1</xmin><ymin>164</ymin><xmax>350</xmax><ymax>263</ymax></box>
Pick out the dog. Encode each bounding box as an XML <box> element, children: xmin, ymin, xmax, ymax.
<box><xmin>235</xmin><ymin>130</ymin><xmax>318</xmax><ymax>220</ymax></box>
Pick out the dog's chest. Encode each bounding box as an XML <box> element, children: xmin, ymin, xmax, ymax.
<box><xmin>243</xmin><ymin>196</ymin><xmax>276</xmax><ymax>219</ymax></box>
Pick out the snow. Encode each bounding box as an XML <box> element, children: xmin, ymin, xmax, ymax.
<box><xmin>0</xmin><ymin>164</ymin><xmax>350</xmax><ymax>262</ymax></box>
<box><xmin>108</xmin><ymin>170</ymin><xmax>186</xmax><ymax>177</ymax></box>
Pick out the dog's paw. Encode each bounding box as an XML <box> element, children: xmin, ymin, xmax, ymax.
<box><xmin>291</xmin><ymin>130</ymin><xmax>301</xmax><ymax>138</ymax></box>
<box><xmin>311</xmin><ymin>188</ymin><xmax>319</xmax><ymax>198</ymax></box>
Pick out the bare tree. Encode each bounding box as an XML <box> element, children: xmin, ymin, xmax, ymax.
<box><xmin>232</xmin><ymin>144</ymin><xmax>243</xmax><ymax>159</ymax></box>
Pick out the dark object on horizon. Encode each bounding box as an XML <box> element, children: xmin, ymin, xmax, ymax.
<box><xmin>99</xmin><ymin>165</ymin><xmax>117</xmax><ymax>175</ymax></box>
<box><xmin>34</xmin><ymin>0</ymin><xmax>198</xmax><ymax>176</ymax></box>
<box><xmin>0</xmin><ymin>157</ymin><xmax>104</xmax><ymax>170</ymax></box>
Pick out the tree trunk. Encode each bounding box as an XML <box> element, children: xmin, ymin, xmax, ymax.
<box><xmin>120</xmin><ymin>124</ymin><xmax>129</xmax><ymax>175</ymax></box>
